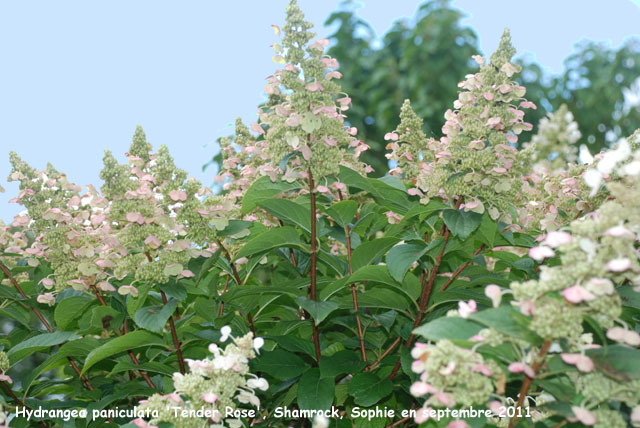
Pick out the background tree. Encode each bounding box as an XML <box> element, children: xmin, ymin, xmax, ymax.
<box><xmin>325</xmin><ymin>0</ymin><xmax>478</xmax><ymax>174</ymax></box>
<box><xmin>326</xmin><ymin>0</ymin><xmax>640</xmax><ymax>175</ymax></box>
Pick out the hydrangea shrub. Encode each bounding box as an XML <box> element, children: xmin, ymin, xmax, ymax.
<box><xmin>1</xmin><ymin>2</ymin><xmax>639</xmax><ymax>428</ymax></box>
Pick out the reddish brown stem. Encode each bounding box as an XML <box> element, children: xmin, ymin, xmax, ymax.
<box><xmin>389</xmin><ymin>198</ymin><xmax>462</xmax><ymax>381</ymax></box>
<box><xmin>0</xmin><ymin>261</ymin><xmax>94</xmax><ymax>391</ymax></box>
<box><xmin>160</xmin><ymin>290</ymin><xmax>186</xmax><ymax>375</ymax></box>
<box><xmin>215</xmin><ymin>240</ymin><xmax>256</xmax><ymax>332</ymax></box>
<box><xmin>90</xmin><ymin>285</ymin><xmax>157</xmax><ymax>389</ymax></box>
<box><xmin>216</xmin><ymin>239</ymin><xmax>242</xmax><ymax>285</ymax></box>
<box><xmin>144</xmin><ymin>252</ymin><xmax>186</xmax><ymax>375</ymax></box>
<box><xmin>1</xmin><ymin>381</ymin><xmax>48</xmax><ymax>428</ymax></box>
<box><xmin>365</xmin><ymin>337</ymin><xmax>401</xmax><ymax>372</ymax></box>
<box><xmin>508</xmin><ymin>340</ymin><xmax>551</xmax><ymax>428</ymax></box>
<box><xmin>279</xmin><ymin>220</ymin><xmax>298</xmax><ymax>267</ymax></box>
<box><xmin>219</xmin><ymin>274</ymin><xmax>231</xmax><ymax>316</ymax></box>
<box><xmin>440</xmin><ymin>244</ymin><xmax>486</xmax><ymax>291</ymax></box>
<box><xmin>308</xmin><ymin>167</ymin><xmax>322</xmax><ymax>362</ymax></box>
<box><xmin>345</xmin><ymin>223</ymin><xmax>366</xmax><ymax>362</ymax></box>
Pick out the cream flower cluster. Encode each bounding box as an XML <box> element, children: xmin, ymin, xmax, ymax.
<box><xmin>523</xmin><ymin>104</ymin><xmax>581</xmax><ymax>172</ymax></box>
<box><xmin>135</xmin><ymin>328</ymin><xmax>267</xmax><ymax>428</ymax></box>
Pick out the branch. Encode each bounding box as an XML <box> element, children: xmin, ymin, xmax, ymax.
<box><xmin>308</xmin><ymin>167</ymin><xmax>322</xmax><ymax>362</ymax></box>
<box><xmin>389</xmin><ymin>197</ymin><xmax>462</xmax><ymax>380</ymax></box>
<box><xmin>0</xmin><ymin>261</ymin><xmax>94</xmax><ymax>391</ymax></box>
<box><xmin>440</xmin><ymin>244</ymin><xmax>486</xmax><ymax>291</ymax></box>
<box><xmin>1</xmin><ymin>381</ymin><xmax>48</xmax><ymax>428</ymax></box>
<box><xmin>145</xmin><ymin>252</ymin><xmax>185</xmax><ymax>374</ymax></box>
<box><xmin>215</xmin><ymin>240</ymin><xmax>255</xmax><ymax>333</ymax></box>
<box><xmin>216</xmin><ymin>238</ymin><xmax>242</xmax><ymax>285</ymax></box>
<box><xmin>218</xmin><ymin>274</ymin><xmax>230</xmax><ymax>316</ymax></box>
<box><xmin>344</xmin><ymin>219</ymin><xmax>366</xmax><ymax>362</ymax></box>
<box><xmin>160</xmin><ymin>290</ymin><xmax>186</xmax><ymax>375</ymax></box>
<box><xmin>365</xmin><ymin>337</ymin><xmax>401</xmax><ymax>372</ymax></box>
<box><xmin>508</xmin><ymin>340</ymin><xmax>551</xmax><ymax>428</ymax></box>
<box><xmin>90</xmin><ymin>284</ymin><xmax>157</xmax><ymax>390</ymax></box>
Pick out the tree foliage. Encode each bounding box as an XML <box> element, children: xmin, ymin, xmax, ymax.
<box><xmin>326</xmin><ymin>0</ymin><xmax>640</xmax><ymax>174</ymax></box>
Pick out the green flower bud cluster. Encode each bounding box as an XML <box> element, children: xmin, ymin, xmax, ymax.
<box><xmin>0</xmin><ymin>351</ymin><xmax>9</xmax><ymax>372</ymax></box>
<box><xmin>390</xmin><ymin>29</ymin><xmax>536</xmax><ymax>218</ymax></box>
<box><xmin>256</xmin><ymin>0</ymin><xmax>372</xmax><ymax>182</ymax></box>
<box><xmin>528</xmin><ymin>297</ymin><xmax>583</xmax><ymax>340</ymax></box>
<box><xmin>593</xmin><ymin>408</ymin><xmax>627</xmax><ymax>428</ymax></box>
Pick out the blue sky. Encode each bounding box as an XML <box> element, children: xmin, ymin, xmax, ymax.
<box><xmin>1</xmin><ymin>0</ymin><xmax>639</xmax><ymax>221</ymax></box>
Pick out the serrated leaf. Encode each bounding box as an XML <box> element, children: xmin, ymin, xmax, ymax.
<box><xmin>385</xmin><ymin>242</ymin><xmax>428</xmax><ymax>281</ymax></box>
<box><xmin>326</xmin><ymin>200</ymin><xmax>358</xmax><ymax>228</ymax></box>
<box><xmin>237</xmin><ymin>226</ymin><xmax>308</xmax><ymax>259</ymax></box>
<box><xmin>82</xmin><ymin>331</ymin><xmax>165</xmax><ymax>374</ymax></box>
<box><xmin>218</xmin><ymin>220</ymin><xmax>253</xmax><ymax>238</ymax></box>
<box><xmin>476</xmin><ymin>212</ymin><xmax>497</xmax><ymax>248</ymax></box>
<box><xmin>54</xmin><ymin>296</ymin><xmax>93</xmax><ymax>330</ymax></box>
<box><xmin>297</xmin><ymin>369</ymin><xmax>334</xmax><ymax>410</ymax></box>
<box><xmin>253</xmin><ymin>349</ymin><xmax>310</xmax><ymax>380</ymax></box>
<box><xmin>242</xmin><ymin>176</ymin><xmax>300</xmax><ymax>214</ymax></box>
<box><xmin>296</xmin><ymin>296</ymin><xmax>340</xmax><ymax>325</ymax></box>
<box><xmin>108</xmin><ymin>361</ymin><xmax>175</xmax><ymax>377</ymax></box>
<box><xmin>258</xmin><ymin>199</ymin><xmax>311</xmax><ymax>233</ymax></box>
<box><xmin>442</xmin><ymin>209</ymin><xmax>482</xmax><ymax>240</ymax></box>
<box><xmin>348</xmin><ymin>373</ymin><xmax>392</xmax><ymax>406</ymax></box>
<box><xmin>134</xmin><ymin>298</ymin><xmax>179</xmax><ymax>333</ymax></box>
<box><xmin>351</xmin><ymin>237</ymin><xmax>400</xmax><ymax>271</ymax></box>
<box><xmin>320</xmin><ymin>350</ymin><xmax>366</xmax><ymax>377</ymax></box>
<box><xmin>8</xmin><ymin>331</ymin><xmax>79</xmax><ymax>365</ymax></box>
<box><xmin>413</xmin><ymin>317</ymin><xmax>483</xmax><ymax>341</ymax></box>
<box><xmin>21</xmin><ymin>338</ymin><xmax>99</xmax><ymax>394</ymax></box>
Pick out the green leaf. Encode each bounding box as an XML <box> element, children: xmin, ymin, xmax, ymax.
<box><xmin>476</xmin><ymin>212</ymin><xmax>497</xmax><ymax>248</ymax></box>
<box><xmin>295</xmin><ymin>296</ymin><xmax>340</xmax><ymax>325</ymax></box>
<box><xmin>348</xmin><ymin>373</ymin><xmax>392</xmax><ymax>406</ymax></box>
<box><xmin>588</xmin><ymin>345</ymin><xmax>640</xmax><ymax>380</ymax></box>
<box><xmin>253</xmin><ymin>349</ymin><xmax>310</xmax><ymax>380</ymax></box>
<box><xmin>218</xmin><ymin>220</ymin><xmax>253</xmax><ymax>238</ymax></box>
<box><xmin>79</xmin><ymin>305</ymin><xmax>124</xmax><ymax>334</ymax></box>
<box><xmin>272</xmin><ymin>336</ymin><xmax>317</xmax><ymax>359</ymax></box>
<box><xmin>413</xmin><ymin>317</ymin><xmax>483</xmax><ymax>341</ymax></box>
<box><xmin>108</xmin><ymin>361</ymin><xmax>176</xmax><ymax>377</ymax></box>
<box><xmin>7</xmin><ymin>331</ymin><xmax>79</xmax><ymax>365</ymax></box>
<box><xmin>326</xmin><ymin>200</ymin><xmax>358</xmax><ymax>227</ymax></box>
<box><xmin>386</xmin><ymin>242</ymin><xmax>428</xmax><ymax>282</ymax></box>
<box><xmin>351</xmin><ymin>237</ymin><xmax>400</xmax><ymax>272</ymax></box>
<box><xmin>82</xmin><ymin>331</ymin><xmax>165</xmax><ymax>374</ymax></box>
<box><xmin>258</xmin><ymin>199</ymin><xmax>311</xmax><ymax>233</ymax></box>
<box><xmin>619</xmin><ymin>286</ymin><xmax>640</xmax><ymax>309</ymax></box>
<box><xmin>242</xmin><ymin>176</ymin><xmax>300</xmax><ymax>214</ymax></box>
<box><xmin>338</xmin><ymin>166</ymin><xmax>412</xmax><ymax>214</ymax></box>
<box><xmin>320</xmin><ymin>350</ymin><xmax>366</xmax><ymax>377</ymax></box>
<box><xmin>54</xmin><ymin>296</ymin><xmax>93</xmax><ymax>330</ymax></box>
<box><xmin>442</xmin><ymin>209</ymin><xmax>482</xmax><ymax>240</ymax></box>
<box><xmin>347</xmin><ymin>265</ymin><xmax>420</xmax><ymax>302</ymax></box>
<box><xmin>237</xmin><ymin>226</ymin><xmax>308</xmax><ymax>259</ymax></box>
<box><xmin>469</xmin><ymin>307</ymin><xmax>541</xmax><ymax>344</ymax></box>
<box><xmin>297</xmin><ymin>369</ymin><xmax>334</xmax><ymax>410</ymax></box>
<box><xmin>21</xmin><ymin>338</ymin><xmax>100</xmax><ymax>393</ymax></box>
<box><xmin>127</xmin><ymin>283</ymin><xmax>152</xmax><ymax>318</ymax></box>
<box><xmin>133</xmin><ymin>298</ymin><xmax>179</xmax><ymax>333</ymax></box>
